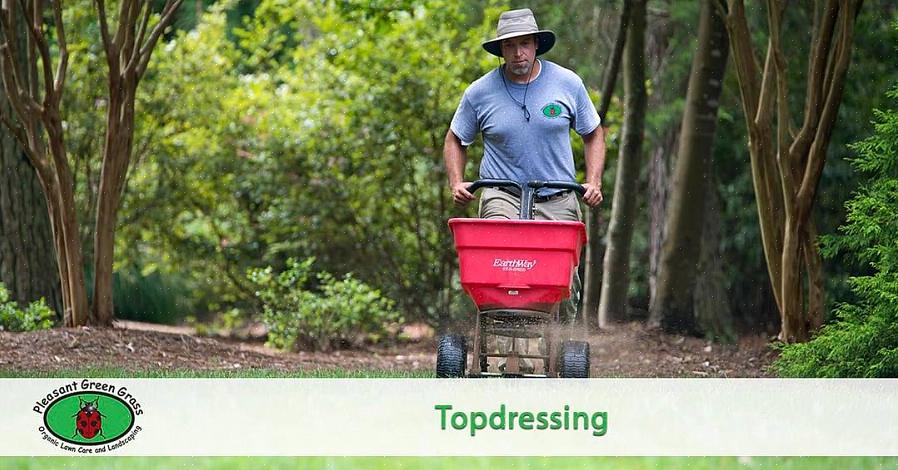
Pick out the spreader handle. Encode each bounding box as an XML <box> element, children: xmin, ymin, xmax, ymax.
<box><xmin>467</xmin><ymin>179</ymin><xmax>521</xmax><ymax>193</ymax></box>
<box><xmin>527</xmin><ymin>180</ymin><xmax>586</xmax><ymax>196</ymax></box>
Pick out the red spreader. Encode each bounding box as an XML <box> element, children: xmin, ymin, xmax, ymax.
<box><xmin>435</xmin><ymin>179</ymin><xmax>593</xmax><ymax>378</ymax></box>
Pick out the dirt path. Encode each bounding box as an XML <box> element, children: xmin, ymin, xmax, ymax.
<box><xmin>0</xmin><ymin>321</ymin><xmax>777</xmax><ymax>377</ymax></box>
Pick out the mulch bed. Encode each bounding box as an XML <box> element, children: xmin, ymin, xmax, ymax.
<box><xmin>0</xmin><ymin>321</ymin><xmax>778</xmax><ymax>377</ymax></box>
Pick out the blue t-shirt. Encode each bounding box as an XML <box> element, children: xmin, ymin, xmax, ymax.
<box><xmin>450</xmin><ymin>60</ymin><xmax>600</xmax><ymax>193</ymax></box>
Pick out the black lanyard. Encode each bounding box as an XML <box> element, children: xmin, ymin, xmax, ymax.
<box><xmin>500</xmin><ymin>60</ymin><xmax>537</xmax><ymax>122</ymax></box>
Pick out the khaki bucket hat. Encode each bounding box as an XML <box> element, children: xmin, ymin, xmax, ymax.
<box><xmin>482</xmin><ymin>8</ymin><xmax>556</xmax><ymax>57</ymax></box>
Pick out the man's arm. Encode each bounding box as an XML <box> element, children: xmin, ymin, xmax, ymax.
<box><xmin>444</xmin><ymin>129</ymin><xmax>475</xmax><ymax>206</ymax></box>
<box><xmin>581</xmin><ymin>126</ymin><xmax>606</xmax><ymax>207</ymax></box>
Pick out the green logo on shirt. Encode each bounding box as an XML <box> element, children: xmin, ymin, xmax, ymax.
<box><xmin>542</xmin><ymin>103</ymin><xmax>562</xmax><ymax>118</ymax></box>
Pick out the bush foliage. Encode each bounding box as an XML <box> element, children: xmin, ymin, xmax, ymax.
<box><xmin>0</xmin><ymin>283</ymin><xmax>55</xmax><ymax>332</ymax></box>
<box><xmin>248</xmin><ymin>258</ymin><xmax>401</xmax><ymax>351</ymax></box>
<box><xmin>775</xmin><ymin>84</ymin><xmax>898</xmax><ymax>377</ymax></box>
<box><xmin>110</xmin><ymin>0</ymin><xmax>504</xmax><ymax>326</ymax></box>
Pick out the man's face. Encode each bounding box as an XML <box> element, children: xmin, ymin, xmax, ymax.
<box><xmin>501</xmin><ymin>35</ymin><xmax>538</xmax><ymax>78</ymax></box>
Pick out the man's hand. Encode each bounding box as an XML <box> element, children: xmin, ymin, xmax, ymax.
<box><xmin>451</xmin><ymin>182</ymin><xmax>475</xmax><ymax>206</ymax></box>
<box><xmin>581</xmin><ymin>182</ymin><xmax>603</xmax><ymax>207</ymax></box>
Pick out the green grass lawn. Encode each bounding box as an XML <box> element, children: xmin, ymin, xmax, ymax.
<box><xmin>2</xmin><ymin>457</ymin><xmax>896</xmax><ymax>469</ymax></box>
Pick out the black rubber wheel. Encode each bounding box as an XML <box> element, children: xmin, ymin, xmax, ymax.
<box><xmin>559</xmin><ymin>340</ymin><xmax>590</xmax><ymax>378</ymax></box>
<box><xmin>436</xmin><ymin>334</ymin><xmax>467</xmax><ymax>378</ymax></box>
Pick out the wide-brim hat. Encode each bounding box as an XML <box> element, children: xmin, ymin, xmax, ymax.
<box><xmin>482</xmin><ymin>8</ymin><xmax>555</xmax><ymax>57</ymax></box>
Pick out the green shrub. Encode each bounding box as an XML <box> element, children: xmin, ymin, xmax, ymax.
<box><xmin>112</xmin><ymin>265</ymin><xmax>190</xmax><ymax>325</ymax></box>
<box><xmin>248</xmin><ymin>258</ymin><xmax>401</xmax><ymax>351</ymax></box>
<box><xmin>775</xmin><ymin>84</ymin><xmax>898</xmax><ymax>377</ymax></box>
<box><xmin>0</xmin><ymin>283</ymin><xmax>55</xmax><ymax>332</ymax></box>
<box><xmin>84</xmin><ymin>264</ymin><xmax>191</xmax><ymax>325</ymax></box>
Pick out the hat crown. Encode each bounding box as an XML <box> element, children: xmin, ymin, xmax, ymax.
<box><xmin>496</xmin><ymin>8</ymin><xmax>540</xmax><ymax>37</ymax></box>
<box><xmin>482</xmin><ymin>8</ymin><xmax>555</xmax><ymax>57</ymax></box>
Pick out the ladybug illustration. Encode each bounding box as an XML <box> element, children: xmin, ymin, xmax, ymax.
<box><xmin>72</xmin><ymin>397</ymin><xmax>105</xmax><ymax>439</ymax></box>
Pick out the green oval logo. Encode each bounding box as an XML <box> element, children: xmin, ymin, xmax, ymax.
<box><xmin>44</xmin><ymin>392</ymin><xmax>135</xmax><ymax>446</ymax></box>
<box><xmin>542</xmin><ymin>103</ymin><xmax>563</xmax><ymax>118</ymax></box>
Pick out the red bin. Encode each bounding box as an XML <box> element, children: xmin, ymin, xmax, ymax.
<box><xmin>449</xmin><ymin>218</ymin><xmax>587</xmax><ymax>311</ymax></box>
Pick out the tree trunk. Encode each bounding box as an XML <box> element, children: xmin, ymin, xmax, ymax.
<box><xmin>92</xmin><ymin>85</ymin><xmax>136</xmax><ymax>326</ymax></box>
<box><xmin>597</xmin><ymin>0</ymin><xmax>646</xmax><ymax>327</ymax></box>
<box><xmin>581</xmin><ymin>0</ymin><xmax>631</xmax><ymax>331</ymax></box>
<box><xmin>649</xmin><ymin>0</ymin><xmax>729</xmax><ymax>333</ymax></box>
<box><xmin>0</xmin><ymin>1</ymin><xmax>90</xmax><ymax>326</ymax></box>
<box><xmin>0</xmin><ymin>7</ymin><xmax>61</xmax><ymax>315</ymax></box>
<box><xmin>645</xmin><ymin>3</ymin><xmax>681</xmax><ymax>312</ymax></box>
<box><xmin>721</xmin><ymin>0</ymin><xmax>860</xmax><ymax>342</ymax></box>
<box><xmin>0</xmin><ymin>102</ymin><xmax>62</xmax><ymax>315</ymax></box>
<box><xmin>803</xmin><ymin>219</ymin><xmax>824</xmax><ymax>331</ymax></box>
<box><xmin>648</xmin><ymin>127</ymin><xmax>677</xmax><ymax>308</ymax></box>
<box><xmin>47</xmin><ymin>120</ymin><xmax>91</xmax><ymax>328</ymax></box>
<box><xmin>90</xmin><ymin>0</ymin><xmax>184</xmax><ymax>325</ymax></box>
<box><xmin>693</xmin><ymin>174</ymin><xmax>735</xmax><ymax>341</ymax></box>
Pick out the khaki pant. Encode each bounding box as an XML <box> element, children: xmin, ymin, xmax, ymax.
<box><xmin>478</xmin><ymin>187</ymin><xmax>582</xmax><ymax>224</ymax></box>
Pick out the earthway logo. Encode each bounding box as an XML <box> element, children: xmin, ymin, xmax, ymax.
<box><xmin>34</xmin><ymin>380</ymin><xmax>144</xmax><ymax>453</ymax></box>
<box><xmin>493</xmin><ymin>258</ymin><xmax>537</xmax><ymax>272</ymax></box>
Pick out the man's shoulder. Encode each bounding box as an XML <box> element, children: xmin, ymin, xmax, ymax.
<box><xmin>462</xmin><ymin>68</ymin><xmax>501</xmax><ymax>100</ymax></box>
<box><xmin>542</xmin><ymin>60</ymin><xmax>586</xmax><ymax>87</ymax></box>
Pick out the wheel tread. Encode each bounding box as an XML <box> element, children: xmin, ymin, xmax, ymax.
<box><xmin>436</xmin><ymin>334</ymin><xmax>467</xmax><ymax>378</ymax></box>
<box><xmin>559</xmin><ymin>340</ymin><xmax>590</xmax><ymax>378</ymax></box>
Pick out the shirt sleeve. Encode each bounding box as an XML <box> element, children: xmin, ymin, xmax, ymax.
<box><xmin>449</xmin><ymin>91</ymin><xmax>479</xmax><ymax>146</ymax></box>
<box><xmin>572</xmin><ymin>79</ymin><xmax>601</xmax><ymax>136</ymax></box>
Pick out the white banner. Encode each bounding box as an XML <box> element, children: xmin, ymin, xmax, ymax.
<box><xmin>2</xmin><ymin>379</ymin><xmax>897</xmax><ymax>456</ymax></box>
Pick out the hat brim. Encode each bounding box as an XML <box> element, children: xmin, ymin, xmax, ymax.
<box><xmin>482</xmin><ymin>30</ymin><xmax>555</xmax><ymax>57</ymax></box>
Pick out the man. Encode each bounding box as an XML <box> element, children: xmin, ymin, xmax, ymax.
<box><xmin>443</xmin><ymin>8</ymin><xmax>606</xmax><ymax>322</ymax></box>
<box><xmin>443</xmin><ymin>8</ymin><xmax>606</xmax><ymax>372</ymax></box>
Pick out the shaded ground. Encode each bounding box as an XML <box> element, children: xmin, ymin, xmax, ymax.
<box><xmin>589</xmin><ymin>322</ymin><xmax>777</xmax><ymax>377</ymax></box>
<box><xmin>0</xmin><ymin>321</ymin><xmax>778</xmax><ymax>376</ymax></box>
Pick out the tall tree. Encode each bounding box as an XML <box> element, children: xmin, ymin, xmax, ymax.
<box><xmin>692</xmin><ymin>175</ymin><xmax>735</xmax><ymax>341</ymax></box>
<box><xmin>92</xmin><ymin>0</ymin><xmax>185</xmax><ymax>324</ymax></box>
<box><xmin>645</xmin><ymin>1</ymin><xmax>690</xmax><ymax>309</ymax></box>
<box><xmin>719</xmin><ymin>0</ymin><xmax>862</xmax><ymax>342</ymax></box>
<box><xmin>0</xmin><ymin>0</ymin><xmax>183</xmax><ymax>326</ymax></box>
<box><xmin>0</xmin><ymin>0</ymin><xmax>88</xmax><ymax>326</ymax></box>
<box><xmin>598</xmin><ymin>0</ymin><xmax>647</xmax><ymax>327</ymax></box>
<box><xmin>0</xmin><ymin>5</ymin><xmax>61</xmax><ymax>315</ymax></box>
<box><xmin>648</xmin><ymin>128</ymin><xmax>676</xmax><ymax>304</ymax></box>
<box><xmin>0</xmin><ymin>135</ymin><xmax>63</xmax><ymax>315</ymax></box>
<box><xmin>649</xmin><ymin>0</ymin><xmax>729</xmax><ymax>333</ymax></box>
<box><xmin>581</xmin><ymin>0</ymin><xmax>631</xmax><ymax>330</ymax></box>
